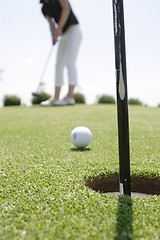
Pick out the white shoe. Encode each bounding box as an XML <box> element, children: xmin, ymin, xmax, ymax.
<box><xmin>53</xmin><ymin>98</ymin><xmax>75</xmax><ymax>106</ymax></box>
<box><xmin>53</xmin><ymin>99</ymin><xmax>68</xmax><ymax>106</ymax></box>
<box><xmin>40</xmin><ymin>97</ymin><xmax>75</xmax><ymax>106</ymax></box>
<box><xmin>40</xmin><ymin>99</ymin><xmax>54</xmax><ymax>106</ymax></box>
<box><xmin>40</xmin><ymin>99</ymin><xmax>68</xmax><ymax>106</ymax></box>
<box><xmin>62</xmin><ymin>97</ymin><xmax>75</xmax><ymax>105</ymax></box>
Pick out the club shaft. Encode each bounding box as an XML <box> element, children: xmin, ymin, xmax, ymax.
<box><xmin>39</xmin><ymin>46</ymin><xmax>53</xmax><ymax>84</ymax></box>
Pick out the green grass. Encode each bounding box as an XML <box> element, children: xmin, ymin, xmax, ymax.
<box><xmin>0</xmin><ymin>105</ymin><xmax>160</xmax><ymax>240</ymax></box>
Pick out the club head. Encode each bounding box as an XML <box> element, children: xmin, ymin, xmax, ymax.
<box><xmin>32</xmin><ymin>92</ymin><xmax>40</xmax><ymax>97</ymax></box>
<box><xmin>32</xmin><ymin>82</ymin><xmax>45</xmax><ymax>97</ymax></box>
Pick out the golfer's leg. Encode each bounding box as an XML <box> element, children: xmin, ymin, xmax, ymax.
<box><xmin>65</xmin><ymin>25</ymin><xmax>82</xmax><ymax>97</ymax></box>
<box><xmin>54</xmin><ymin>37</ymin><xmax>67</xmax><ymax>99</ymax></box>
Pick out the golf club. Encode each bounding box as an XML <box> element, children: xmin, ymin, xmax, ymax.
<box><xmin>32</xmin><ymin>46</ymin><xmax>53</xmax><ymax>97</ymax></box>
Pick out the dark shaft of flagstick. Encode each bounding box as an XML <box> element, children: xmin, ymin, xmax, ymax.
<box><xmin>112</xmin><ymin>0</ymin><xmax>131</xmax><ymax>196</ymax></box>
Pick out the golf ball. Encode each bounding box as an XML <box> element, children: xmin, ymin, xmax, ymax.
<box><xmin>70</xmin><ymin>126</ymin><xmax>92</xmax><ymax>148</ymax></box>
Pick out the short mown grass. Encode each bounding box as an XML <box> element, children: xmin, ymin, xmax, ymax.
<box><xmin>0</xmin><ymin>105</ymin><xmax>160</xmax><ymax>240</ymax></box>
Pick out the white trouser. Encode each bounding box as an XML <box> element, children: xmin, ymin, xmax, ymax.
<box><xmin>55</xmin><ymin>25</ymin><xmax>82</xmax><ymax>87</ymax></box>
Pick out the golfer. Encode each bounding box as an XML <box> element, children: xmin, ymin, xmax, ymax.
<box><xmin>40</xmin><ymin>0</ymin><xmax>82</xmax><ymax>106</ymax></box>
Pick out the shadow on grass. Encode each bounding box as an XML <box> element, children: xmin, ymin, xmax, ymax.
<box><xmin>115</xmin><ymin>196</ymin><xmax>133</xmax><ymax>240</ymax></box>
<box><xmin>85</xmin><ymin>173</ymin><xmax>160</xmax><ymax>240</ymax></box>
<box><xmin>70</xmin><ymin>147</ymin><xmax>91</xmax><ymax>152</ymax></box>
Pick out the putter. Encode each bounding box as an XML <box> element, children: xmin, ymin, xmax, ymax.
<box><xmin>32</xmin><ymin>46</ymin><xmax>53</xmax><ymax>97</ymax></box>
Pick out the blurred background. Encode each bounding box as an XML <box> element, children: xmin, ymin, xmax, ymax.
<box><xmin>0</xmin><ymin>0</ymin><xmax>160</xmax><ymax>106</ymax></box>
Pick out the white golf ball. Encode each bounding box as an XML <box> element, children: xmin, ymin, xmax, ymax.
<box><xmin>70</xmin><ymin>126</ymin><xmax>92</xmax><ymax>148</ymax></box>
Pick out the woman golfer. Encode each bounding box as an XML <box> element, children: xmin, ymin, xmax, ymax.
<box><xmin>40</xmin><ymin>0</ymin><xmax>82</xmax><ymax>106</ymax></box>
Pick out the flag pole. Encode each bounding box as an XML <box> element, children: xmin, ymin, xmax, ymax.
<box><xmin>112</xmin><ymin>0</ymin><xmax>131</xmax><ymax>196</ymax></box>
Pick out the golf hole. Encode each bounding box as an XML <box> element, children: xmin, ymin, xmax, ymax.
<box><xmin>85</xmin><ymin>173</ymin><xmax>160</xmax><ymax>196</ymax></box>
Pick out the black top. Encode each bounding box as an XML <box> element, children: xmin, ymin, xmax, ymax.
<box><xmin>41</xmin><ymin>0</ymin><xmax>79</xmax><ymax>33</ymax></box>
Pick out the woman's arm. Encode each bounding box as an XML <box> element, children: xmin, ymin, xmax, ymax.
<box><xmin>53</xmin><ymin>0</ymin><xmax>70</xmax><ymax>44</ymax></box>
<box><xmin>45</xmin><ymin>15</ymin><xmax>56</xmax><ymax>44</ymax></box>
<box><xmin>45</xmin><ymin>0</ymin><xmax>70</xmax><ymax>45</ymax></box>
<box><xmin>58</xmin><ymin>0</ymin><xmax>70</xmax><ymax>31</ymax></box>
